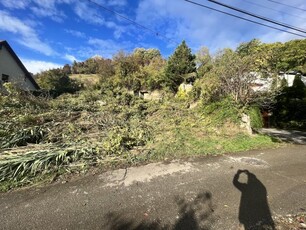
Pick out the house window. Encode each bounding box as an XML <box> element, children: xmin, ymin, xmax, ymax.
<box><xmin>2</xmin><ymin>74</ymin><xmax>9</xmax><ymax>83</ymax></box>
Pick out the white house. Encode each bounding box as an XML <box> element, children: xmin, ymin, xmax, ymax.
<box><xmin>279</xmin><ymin>71</ymin><xmax>306</xmax><ymax>87</ymax></box>
<box><xmin>0</xmin><ymin>40</ymin><xmax>39</xmax><ymax>91</ymax></box>
<box><xmin>251</xmin><ymin>71</ymin><xmax>306</xmax><ymax>92</ymax></box>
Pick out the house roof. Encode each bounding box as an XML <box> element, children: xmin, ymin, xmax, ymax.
<box><xmin>0</xmin><ymin>40</ymin><xmax>40</xmax><ymax>90</ymax></box>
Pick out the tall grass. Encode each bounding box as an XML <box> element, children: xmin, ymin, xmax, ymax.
<box><xmin>0</xmin><ymin>87</ymin><xmax>278</xmax><ymax>191</ymax></box>
<box><xmin>0</xmin><ymin>145</ymin><xmax>100</xmax><ymax>184</ymax></box>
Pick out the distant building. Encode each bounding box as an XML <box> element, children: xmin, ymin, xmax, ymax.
<box><xmin>0</xmin><ymin>40</ymin><xmax>39</xmax><ymax>91</ymax></box>
<box><xmin>279</xmin><ymin>71</ymin><xmax>306</xmax><ymax>87</ymax></box>
<box><xmin>251</xmin><ymin>71</ymin><xmax>306</xmax><ymax>92</ymax></box>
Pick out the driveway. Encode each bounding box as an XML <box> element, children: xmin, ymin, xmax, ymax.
<box><xmin>259</xmin><ymin>128</ymin><xmax>306</xmax><ymax>145</ymax></box>
<box><xmin>0</xmin><ymin>145</ymin><xmax>306</xmax><ymax>229</ymax></box>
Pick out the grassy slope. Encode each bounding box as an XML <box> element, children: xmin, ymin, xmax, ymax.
<box><xmin>0</xmin><ymin>88</ymin><xmax>279</xmax><ymax>191</ymax></box>
<box><xmin>146</xmin><ymin>101</ymin><xmax>276</xmax><ymax>159</ymax></box>
<box><xmin>69</xmin><ymin>74</ymin><xmax>100</xmax><ymax>88</ymax></box>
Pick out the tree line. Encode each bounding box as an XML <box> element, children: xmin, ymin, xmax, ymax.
<box><xmin>35</xmin><ymin>39</ymin><xmax>306</xmax><ymax>104</ymax></box>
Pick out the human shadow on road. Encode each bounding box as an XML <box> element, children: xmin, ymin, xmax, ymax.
<box><xmin>104</xmin><ymin>191</ymin><xmax>214</xmax><ymax>230</ymax></box>
<box><xmin>233</xmin><ymin>169</ymin><xmax>275</xmax><ymax>230</ymax></box>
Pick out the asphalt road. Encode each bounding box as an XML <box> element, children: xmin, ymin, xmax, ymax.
<box><xmin>1</xmin><ymin>145</ymin><xmax>306</xmax><ymax>230</ymax></box>
<box><xmin>259</xmin><ymin>128</ymin><xmax>306</xmax><ymax>145</ymax></box>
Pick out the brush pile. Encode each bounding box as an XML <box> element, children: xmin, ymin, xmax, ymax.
<box><xmin>0</xmin><ymin>85</ymin><xmax>152</xmax><ymax>190</ymax></box>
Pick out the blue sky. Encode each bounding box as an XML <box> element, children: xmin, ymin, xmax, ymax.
<box><xmin>0</xmin><ymin>0</ymin><xmax>305</xmax><ymax>74</ymax></box>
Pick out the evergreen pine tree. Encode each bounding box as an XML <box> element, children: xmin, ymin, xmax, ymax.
<box><xmin>164</xmin><ymin>41</ymin><xmax>196</xmax><ymax>91</ymax></box>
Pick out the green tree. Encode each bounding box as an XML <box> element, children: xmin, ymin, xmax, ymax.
<box><xmin>236</xmin><ymin>39</ymin><xmax>283</xmax><ymax>76</ymax></box>
<box><xmin>280</xmin><ymin>78</ymin><xmax>288</xmax><ymax>88</ymax></box>
<box><xmin>202</xmin><ymin>49</ymin><xmax>260</xmax><ymax>106</ymax></box>
<box><xmin>132</xmin><ymin>48</ymin><xmax>161</xmax><ymax>66</ymax></box>
<box><xmin>196</xmin><ymin>46</ymin><xmax>212</xmax><ymax>77</ymax></box>
<box><xmin>291</xmin><ymin>75</ymin><xmax>306</xmax><ymax>99</ymax></box>
<box><xmin>164</xmin><ymin>40</ymin><xmax>196</xmax><ymax>91</ymax></box>
<box><xmin>278</xmin><ymin>39</ymin><xmax>306</xmax><ymax>73</ymax></box>
<box><xmin>62</xmin><ymin>64</ymin><xmax>72</xmax><ymax>75</ymax></box>
<box><xmin>36</xmin><ymin>69</ymin><xmax>81</xmax><ymax>95</ymax></box>
<box><xmin>236</xmin><ymin>39</ymin><xmax>262</xmax><ymax>57</ymax></box>
<box><xmin>113</xmin><ymin>51</ymin><xmax>139</xmax><ymax>90</ymax></box>
<box><xmin>133</xmin><ymin>55</ymin><xmax>166</xmax><ymax>90</ymax></box>
<box><xmin>84</xmin><ymin>58</ymin><xmax>99</xmax><ymax>74</ymax></box>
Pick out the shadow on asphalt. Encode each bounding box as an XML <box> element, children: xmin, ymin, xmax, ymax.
<box><xmin>233</xmin><ymin>170</ymin><xmax>275</xmax><ymax>230</ymax></box>
<box><xmin>104</xmin><ymin>191</ymin><xmax>214</xmax><ymax>230</ymax></box>
<box><xmin>256</xmin><ymin>128</ymin><xmax>306</xmax><ymax>145</ymax></box>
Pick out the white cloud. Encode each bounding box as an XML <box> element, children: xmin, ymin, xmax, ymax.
<box><xmin>88</xmin><ymin>38</ymin><xmax>131</xmax><ymax>53</ymax></box>
<box><xmin>73</xmin><ymin>1</ymin><xmax>127</xmax><ymax>38</ymax></box>
<box><xmin>0</xmin><ymin>0</ymin><xmax>30</xmax><ymax>9</ymax></box>
<box><xmin>0</xmin><ymin>10</ymin><xmax>55</xmax><ymax>56</ymax></box>
<box><xmin>86</xmin><ymin>0</ymin><xmax>127</xmax><ymax>7</ymax></box>
<box><xmin>64</xmin><ymin>54</ymin><xmax>79</xmax><ymax>62</ymax></box>
<box><xmin>135</xmin><ymin>0</ymin><xmax>241</xmax><ymax>51</ymax></box>
<box><xmin>1</xmin><ymin>0</ymin><xmax>71</xmax><ymax>23</ymax></box>
<box><xmin>258</xmin><ymin>12</ymin><xmax>306</xmax><ymax>44</ymax></box>
<box><xmin>135</xmin><ymin>0</ymin><xmax>306</xmax><ymax>53</ymax></box>
<box><xmin>30</xmin><ymin>6</ymin><xmax>66</xmax><ymax>22</ymax></box>
<box><xmin>74</xmin><ymin>1</ymin><xmax>105</xmax><ymax>25</ymax></box>
<box><xmin>33</xmin><ymin>0</ymin><xmax>56</xmax><ymax>9</ymax></box>
<box><xmin>29</xmin><ymin>0</ymin><xmax>70</xmax><ymax>22</ymax></box>
<box><xmin>108</xmin><ymin>0</ymin><xmax>127</xmax><ymax>7</ymax></box>
<box><xmin>62</xmin><ymin>38</ymin><xmax>134</xmax><ymax>60</ymax></box>
<box><xmin>65</xmin><ymin>29</ymin><xmax>86</xmax><ymax>38</ymax></box>
<box><xmin>22</xmin><ymin>59</ymin><xmax>62</xmax><ymax>74</ymax></box>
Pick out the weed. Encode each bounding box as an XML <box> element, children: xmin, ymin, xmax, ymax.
<box><xmin>0</xmin><ymin>86</ymin><xmax>277</xmax><ymax>191</ymax></box>
<box><xmin>0</xmin><ymin>126</ymin><xmax>46</xmax><ymax>148</ymax></box>
<box><xmin>247</xmin><ymin>106</ymin><xmax>263</xmax><ymax>129</ymax></box>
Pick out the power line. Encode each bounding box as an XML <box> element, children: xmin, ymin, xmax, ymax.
<box><xmin>84</xmin><ymin>0</ymin><xmax>178</xmax><ymax>45</ymax></box>
<box><xmin>266</xmin><ymin>0</ymin><xmax>306</xmax><ymax>12</ymax></box>
<box><xmin>240</xmin><ymin>0</ymin><xmax>306</xmax><ymax>20</ymax></box>
<box><xmin>206</xmin><ymin>0</ymin><xmax>306</xmax><ymax>34</ymax></box>
<box><xmin>184</xmin><ymin>0</ymin><xmax>306</xmax><ymax>38</ymax></box>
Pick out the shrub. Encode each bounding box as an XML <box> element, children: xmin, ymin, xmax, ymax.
<box><xmin>247</xmin><ymin>106</ymin><xmax>263</xmax><ymax>129</ymax></box>
<box><xmin>102</xmin><ymin>123</ymin><xmax>151</xmax><ymax>155</ymax></box>
<box><xmin>202</xmin><ymin>97</ymin><xmax>240</xmax><ymax>125</ymax></box>
<box><xmin>36</xmin><ymin>69</ymin><xmax>82</xmax><ymax>95</ymax></box>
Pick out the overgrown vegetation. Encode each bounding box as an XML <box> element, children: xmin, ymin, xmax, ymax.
<box><xmin>272</xmin><ymin>75</ymin><xmax>306</xmax><ymax>130</ymax></box>
<box><xmin>3</xmin><ymin>38</ymin><xmax>306</xmax><ymax>191</ymax></box>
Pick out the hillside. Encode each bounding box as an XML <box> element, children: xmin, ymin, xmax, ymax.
<box><xmin>3</xmin><ymin>38</ymin><xmax>306</xmax><ymax>191</ymax></box>
<box><xmin>0</xmin><ymin>86</ymin><xmax>277</xmax><ymax>191</ymax></box>
<box><xmin>69</xmin><ymin>74</ymin><xmax>100</xmax><ymax>88</ymax></box>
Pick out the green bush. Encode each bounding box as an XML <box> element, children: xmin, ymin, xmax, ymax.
<box><xmin>103</xmin><ymin>123</ymin><xmax>151</xmax><ymax>155</ymax></box>
<box><xmin>202</xmin><ymin>97</ymin><xmax>240</xmax><ymax>125</ymax></box>
<box><xmin>247</xmin><ymin>106</ymin><xmax>263</xmax><ymax>129</ymax></box>
<box><xmin>36</xmin><ymin>69</ymin><xmax>82</xmax><ymax>95</ymax></box>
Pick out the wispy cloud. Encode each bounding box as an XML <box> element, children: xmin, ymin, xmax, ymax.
<box><xmin>0</xmin><ymin>0</ymin><xmax>30</xmax><ymax>9</ymax></box>
<box><xmin>88</xmin><ymin>37</ymin><xmax>132</xmax><ymax>52</ymax></box>
<box><xmin>108</xmin><ymin>0</ymin><xmax>127</xmax><ymax>7</ymax></box>
<box><xmin>62</xmin><ymin>38</ymin><xmax>134</xmax><ymax>60</ymax></box>
<box><xmin>64</xmin><ymin>54</ymin><xmax>79</xmax><ymax>63</ymax></box>
<box><xmin>0</xmin><ymin>10</ymin><xmax>55</xmax><ymax>56</ymax></box>
<box><xmin>74</xmin><ymin>1</ymin><xmax>105</xmax><ymax>25</ymax></box>
<box><xmin>21</xmin><ymin>58</ymin><xmax>62</xmax><ymax>74</ymax></box>
<box><xmin>73</xmin><ymin>1</ymin><xmax>127</xmax><ymax>39</ymax></box>
<box><xmin>136</xmin><ymin>0</ymin><xmax>306</xmax><ymax>52</ymax></box>
<box><xmin>30</xmin><ymin>0</ymin><xmax>71</xmax><ymax>22</ymax></box>
<box><xmin>30</xmin><ymin>6</ymin><xmax>66</xmax><ymax>22</ymax></box>
<box><xmin>64</xmin><ymin>29</ymin><xmax>86</xmax><ymax>38</ymax></box>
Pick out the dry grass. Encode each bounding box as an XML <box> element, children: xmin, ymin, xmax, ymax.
<box><xmin>69</xmin><ymin>74</ymin><xmax>100</xmax><ymax>88</ymax></box>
